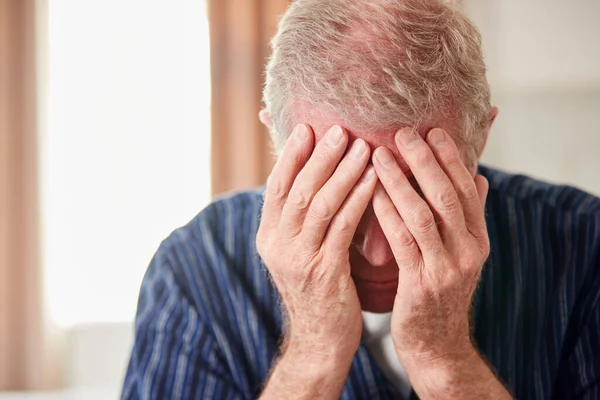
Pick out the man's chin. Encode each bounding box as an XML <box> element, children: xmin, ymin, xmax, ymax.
<box><xmin>353</xmin><ymin>278</ymin><xmax>397</xmax><ymax>313</ymax></box>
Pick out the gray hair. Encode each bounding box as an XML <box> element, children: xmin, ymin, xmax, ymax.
<box><xmin>263</xmin><ymin>0</ymin><xmax>491</xmax><ymax>165</ymax></box>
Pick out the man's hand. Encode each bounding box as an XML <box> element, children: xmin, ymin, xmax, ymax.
<box><xmin>372</xmin><ymin>128</ymin><xmax>511</xmax><ymax>399</ymax></box>
<box><xmin>257</xmin><ymin>124</ymin><xmax>377</xmax><ymax>399</ymax></box>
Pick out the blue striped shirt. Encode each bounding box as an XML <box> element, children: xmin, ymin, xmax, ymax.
<box><xmin>122</xmin><ymin>165</ymin><xmax>600</xmax><ymax>399</ymax></box>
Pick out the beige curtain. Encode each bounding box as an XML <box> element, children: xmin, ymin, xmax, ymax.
<box><xmin>0</xmin><ymin>0</ymin><xmax>60</xmax><ymax>391</ymax></box>
<box><xmin>208</xmin><ymin>0</ymin><xmax>289</xmax><ymax>196</ymax></box>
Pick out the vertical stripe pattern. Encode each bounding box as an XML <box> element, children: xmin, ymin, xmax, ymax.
<box><xmin>122</xmin><ymin>165</ymin><xmax>600</xmax><ymax>399</ymax></box>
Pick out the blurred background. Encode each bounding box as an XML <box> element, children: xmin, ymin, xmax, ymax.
<box><xmin>0</xmin><ymin>0</ymin><xmax>598</xmax><ymax>398</ymax></box>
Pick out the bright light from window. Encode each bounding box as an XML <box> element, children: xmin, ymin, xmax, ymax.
<box><xmin>42</xmin><ymin>0</ymin><xmax>211</xmax><ymax>327</ymax></box>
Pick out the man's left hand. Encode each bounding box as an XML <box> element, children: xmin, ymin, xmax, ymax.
<box><xmin>372</xmin><ymin>127</ymin><xmax>508</xmax><ymax>398</ymax></box>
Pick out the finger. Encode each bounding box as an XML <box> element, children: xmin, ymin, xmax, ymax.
<box><xmin>261</xmin><ymin>124</ymin><xmax>314</xmax><ymax>233</ymax></box>
<box><xmin>372</xmin><ymin>183</ymin><xmax>421</xmax><ymax>269</ymax></box>
<box><xmin>472</xmin><ymin>174</ymin><xmax>490</xmax><ymax>247</ymax></box>
<box><xmin>425</xmin><ymin>128</ymin><xmax>488</xmax><ymax>246</ymax></box>
<box><xmin>394</xmin><ymin>128</ymin><xmax>467</xmax><ymax>235</ymax></box>
<box><xmin>324</xmin><ymin>165</ymin><xmax>378</xmax><ymax>252</ymax></box>
<box><xmin>475</xmin><ymin>174</ymin><xmax>489</xmax><ymax>210</ymax></box>
<box><xmin>372</xmin><ymin>146</ymin><xmax>444</xmax><ymax>261</ymax></box>
<box><xmin>302</xmin><ymin>138</ymin><xmax>370</xmax><ymax>248</ymax></box>
<box><xmin>280</xmin><ymin>125</ymin><xmax>349</xmax><ymax>238</ymax></box>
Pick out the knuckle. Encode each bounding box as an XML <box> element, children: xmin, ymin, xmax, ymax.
<box><xmin>313</xmin><ymin>146</ymin><xmax>337</xmax><ymax>167</ymax></box>
<box><xmin>479</xmin><ymin>236</ymin><xmax>491</xmax><ymax>258</ymax></box>
<box><xmin>459</xmin><ymin>245</ymin><xmax>487</xmax><ymax>274</ymax></box>
<box><xmin>287</xmin><ymin>188</ymin><xmax>311</xmax><ymax>210</ymax></box>
<box><xmin>460</xmin><ymin>182</ymin><xmax>480</xmax><ymax>203</ymax></box>
<box><xmin>391</xmin><ymin>225</ymin><xmax>415</xmax><ymax>248</ymax></box>
<box><xmin>257</xmin><ymin>243</ymin><xmax>272</xmax><ymax>266</ymax></box>
<box><xmin>265</xmin><ymin>178</ymin><xmax>287</xmax><ymax>202</ymax></box>
<box><xmin>255</xmin><ymin>225</ymin><xmax>272</xmax><ymax>255</ymax></box>
<box><xmin>411</xmin><ymin>205</ymin><xmax>436</xmax><ymax>232</ymax></box>
<box><xmin>444</xmin><ymin>268</ymin><xmax>463</xmax><ymax>287</ymax></box>
<box><xmin>470</xmin><ymin>225</ymin><xmax>490</xmax><ymax>251</ymax></box>
<box><xmin>257</xmin><ymin>236</ymin><xmax>276</xmax><ymax>261</ymax></box>
<box><xmin>414</xmin><ymin>147</ymin><xmax>435</xmax><ymax>166</ymax></box>
<box><xmin>444</xmin><ymin>154</ymin><xmax>463</xmax><ymax>172</ymax></box>
<box><xmin>255</xmin><ymin>241</ymin><xmax>266</xmax><ymax>259</ymax></box>
<box><xmin>330</xmin><ymin>211</ymin><xmax>353</xmax><ymax>234</ymax></box>
<box><xmin>437</xmin><ymin>187</ymin><xmax>460</xmax><ymax>211</ymax></box>
<box><xmin>255</xmin><ymin>231</ymin><xmax>266</xmax><ymax>254</ymax></box>
<box><xmin>462</xmin><ymin>259</ymin><xmax>483</xmax><ymax>278</ymax></box>
<box><xmin>308</xmin><ymin>194</ymin><xmax>336</xmax><ymax>222</ymax></box>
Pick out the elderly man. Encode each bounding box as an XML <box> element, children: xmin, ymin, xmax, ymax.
<box><xmin>122</xmin><ymin>0</ymin><xmax>600</xmax><ymax>399</ymax></box>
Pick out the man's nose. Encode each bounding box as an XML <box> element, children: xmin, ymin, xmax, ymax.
<box><xmin>354</xmin><ymin>217</ymin><xmax>395</xmax><ymax>267</ymax></box>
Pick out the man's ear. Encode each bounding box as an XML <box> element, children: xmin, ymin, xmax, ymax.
<box><xmin>259</xmin><ymin>109</ymin><xmax>274</xmax><ymax>131</ymax></box>
<box><xmin>475</xmin><ymin>106</ymin><xmax>499</xmax><ymax>160</ymax></box>
<box><xmin>489</xmin><ymin>106</ymin><xmax>499</xmax><ymax>128</ymax></box>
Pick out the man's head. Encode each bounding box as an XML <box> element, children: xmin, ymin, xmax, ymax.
<box><xmin>261</xmin><ymin>0</ymin><xmax>497</xmax><ymax>312</ymax></box>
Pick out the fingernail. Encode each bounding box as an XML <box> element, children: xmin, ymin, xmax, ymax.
<box><xmin>294</xmin><ymin>124</ymin><xmax>308</xmax><ymax>142</ymax></box>
<box><xmin>397</xmin><ymin>128</ymin><xmax>418</xmax><ymax>148</ymax></box>
<box><xmin>428</xmin><ymin>128</ymin><xmax>446</xmax><ymax>147</ymax></box>
<box><xmin>375</xmin><ymin>148</ymin><xmax>394</xmax><ymax>168</ymax></box>
<box><xmin>327</xmin><ymin>126</ymin><xmax>343</xmax><ymax>147</ymax></box>
<box><xmin>350</xmin><ymin>139</ymin><xmax>366</xmax><ymax>159</ymax></box>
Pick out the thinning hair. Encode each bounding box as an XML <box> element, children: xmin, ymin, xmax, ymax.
<box><xmin>263</xmin><ymin>0</ymin><xmax>491</xmax><ymax>165</ymax></box>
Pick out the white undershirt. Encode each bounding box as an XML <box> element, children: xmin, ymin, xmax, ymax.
<box><xmin>362</xmin><ymin>311</ymin><xmax>412</xmax><ymax>398</ymax></box>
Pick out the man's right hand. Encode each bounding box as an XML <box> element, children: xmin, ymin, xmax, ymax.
<box><xmin>257</xmin><ymin>124</ymin><xmax>377</xmax><ymax>399</ymax></box>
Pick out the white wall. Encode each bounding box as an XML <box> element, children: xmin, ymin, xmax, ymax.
<box><xmin>465</xmin><ymin>0</ymin><xmax>600</xmax><ymax>196</ymax></box>
<box><xmin>65</xmin><ymin>323</ymin><xmax>133</xmax><ymax>391</ymax></box>
<box><xmin>39</xmin><ymin>0</ymin><xmax>210</xmax><ymax>396</ymax></box>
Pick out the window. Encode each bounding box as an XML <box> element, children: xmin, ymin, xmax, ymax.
<box><xmin>42</xmin><ymin>0</ymin><xmax>211</xmax><ymax>326</ymax></box>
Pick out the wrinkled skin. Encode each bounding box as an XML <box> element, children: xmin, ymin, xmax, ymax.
<box><xmin>256</xmin><ymin>124</ymin><xmax>376</xmax><ymax>363</ymax></box>
<box><xmin>258</xmin><ymin>119</ymin><xmax>510</xmax><ymax>399</ymax></box>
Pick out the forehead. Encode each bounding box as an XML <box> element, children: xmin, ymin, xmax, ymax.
<box><xmin>307</xmin><ymin>118</ymin><xmax>456</xmax><ymax>161</ymax></box>
<box><xmin>298</xmin><ymin>98</ymin><xmax>448</xmax><ymax>140</ymax></box>
<box><xmin>291</xmin><ymin>100</ymin><xmax>461</xmax><ymax>167</ymax></box>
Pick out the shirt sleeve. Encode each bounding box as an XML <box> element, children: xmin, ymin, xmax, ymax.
<box><xmin>120</xmin><ymin>244</ymin><xmax>244</xmax><ymax>400</ymax></box>
<box><xmin>556</xmin><ymin>243</ymin><xmax>600</xmax><ymax>400</ymax></box>
<box><xmin>565</xmin><ymin>302</ymin><xmax>600</xmax><ymax>399</ymax></box>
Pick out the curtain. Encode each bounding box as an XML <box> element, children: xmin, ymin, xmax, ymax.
<box><xmin>0</xmin><ymin>0</ymin><xmax>60</xmax><ymax>390</ymax></box>
<box><xmin>208</xmin><ymin>0</ymin><xmax>290</xmax><ymax>196</ymax></box>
